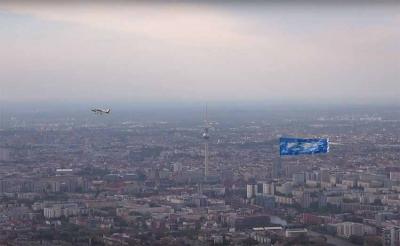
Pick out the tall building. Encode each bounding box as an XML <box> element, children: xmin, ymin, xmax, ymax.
<box><xmin>272</xmin><ymin>159</ymin><xmax>282</xmax><ymax>179</ymax></box>
<box><xmin>382</xmin><ymin>226</ymin><xmax>400</xmax><ymax>246</ymax></box>
<box><xmin>301</xmin><ymin>192</ymin><xmax>311</xmax><ymax>209</ymax></box>
<box><xmin>247</xmin><ymin>184</ymin><xmax>255</xmax><ymax>199</ymax></box>
<box><xmin>262</xmin><ymin>182</ymin><xmax>275</xmax><ymax>195</ymax></box>
<box><xmin>256</xmin><ymin>182</ymin><xmax>264</xmax><ymax>195</ymax></box>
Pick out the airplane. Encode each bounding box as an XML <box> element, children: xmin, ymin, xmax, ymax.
<box><xmin>91</xmin><ymin>108</ymin><xmax>111</xmax><ymax>115</ymax></box>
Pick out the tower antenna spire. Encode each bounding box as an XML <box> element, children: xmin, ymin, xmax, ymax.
<box><xmin>203</xmin><ymin>104</ymin><xmax>210</xmax><ymax>179</ymax></box>
<box><xmin>205</xmin><ymin>104</ymin><xmax>208</xmax><ymax>124</ymax></box>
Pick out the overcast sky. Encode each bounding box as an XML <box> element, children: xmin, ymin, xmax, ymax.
<box><xmin>0</xmin><ymin>1</ymin><xmax>399</xmax><ymax>105</ymax></box>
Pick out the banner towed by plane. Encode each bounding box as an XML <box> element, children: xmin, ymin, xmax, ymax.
<box><xmin>279</xmin><ymin>138</ymin><xmax>329</xmax><ymax>156</ymax></box>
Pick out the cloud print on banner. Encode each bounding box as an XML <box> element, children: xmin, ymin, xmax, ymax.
<box><xmin>280</xmin><ymin>138</ymin><xmax>329</xmax><ymax>156</ymax></box>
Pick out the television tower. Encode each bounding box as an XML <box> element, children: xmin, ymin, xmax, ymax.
<box><xmin>202</xmin><ymin>105</ymin><xmax>210</xmax><ymax>179</ymax></box>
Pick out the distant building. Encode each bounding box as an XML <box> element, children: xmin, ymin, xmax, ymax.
<box><xmin>320</xmin><ymin>169</ymin><xmax>330</xmax><ymax>183</ymax></box>
<box><xmin>232</xmin><ymin>215</ymin><xmax>271</xmax><ymax>230</ymax></box>
<box><xmin>342</xmin><ymin>179</ymin><xmax>357</xmax><ymax>188</ymax></box>
<box><xmin>56</xmin><ymin>169</ymin><xmax>73</xmax><ymax>175</ymax></box>
<box><xmin>0</xmin><ymin>148</ymin><xmax>11</xmax><ymax>162</ymax></box>
<box><xmin>251</xmin><ymin>231</ymin><xmax>272</xmax><ymax>245</ymax></box>
<box><xmin>192</xmin><ymin>194</ymin><xmax>208</xmax><ymax>207</ymax></box>
<box><xmin>390</xmin><ymin>172</ymin><xmax>400</xmax><ymax>182</ymax></box>
<box><xmin>276</xmin><ymin>182</ymin><xmax>292</xmax><ymax>195</ymax></box>
<box><xmin>247</xmin><ymin>184</ymin><xmax>256</xmax><ymax>199</ymax></box>
<box><xmin>305</xmin><ymin>171</ymin><xmax>320</xmax><ymax>182</ymax></box>
<box><xmin>285</xmin><ymin>228</ymin><xmax>308</xmax><ymax>238</ymax></box>
<box><xmin>172</xmin><ymin>162</ymin><xmax>183</xmax><ymax>173</ymax></box>
<box><xmin>382</xmin><ymin>226</ymin><xmax>400</xmax><ymax>246</ymax></box>
<box><xmin>336</xmin><ymin>222</ymin><xmax>376</xmax><ymax>238</ymax></box>
<box><xmin>43</xmin><ymin>203</ymin><xmax>80</xmax><ymax>219</ymax></box>
<box><xmin>376</xmin><ymin>212</ymin><xmax>396</xmax><ymax>226</ymax></box>
<box><xmin>256</xmin><ymin>182</ymin><xmax>264</xmax><ymax>195</ymax></box>
<box><xmin>262</xmin><ymin>182</ymin><xmax>275</xmax><ymax>195</ymax></box>
<box><xmin>300</xmin><ymin>192</ymin><xmax>311</xmax><ymax>209</ymax></box>
<box><xmin>255</xmin><ymin>195</ymin><xmax>275</xmax><ymax>209</ymax></box>
<box><xmin>275</xmin><ymin>195</ymin><xmax>294</xmax><ymax>205</ymax></box>
<box><xmin>302</xmin><ymin>213</ymin><xmax>323</xmax><ymax>225</ymax></box>
<box><xmin>293</xmin><ymin>173</ymin><xmax>305</xmax><ymax>186</ymax></box>
<box><xmin>272</xmin><ymin>160</ymin><xmax>282</xmax><ymax>179</ymax></box>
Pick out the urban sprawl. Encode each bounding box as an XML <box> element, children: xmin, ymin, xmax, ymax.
<box><xmin>0</xmin><ymin>107</ymin><xmax>400</xmax><ymax>246</ymax></box>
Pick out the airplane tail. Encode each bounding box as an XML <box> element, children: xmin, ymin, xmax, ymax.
<box><xmin>106</xmin><ymin>109</ymin><xmax>111</xmax><ymax>113</ymax></box>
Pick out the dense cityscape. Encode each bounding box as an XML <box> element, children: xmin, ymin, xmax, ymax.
<box><xmin>0</xmin><ymin>105</ymin><xmax>400</xmax><ymax>245</ymax></box>
<box><xmin>1</xmin><ymin>0</ymin><xmax>399</xmax><ymax>244</ymax></box>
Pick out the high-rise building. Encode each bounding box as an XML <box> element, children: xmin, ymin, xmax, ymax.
<box><xmin>272</xmin><ymin>159</ymin><xmax>282</xmax><ymax>179</ymax></box>
<box><xmin>301</xmin><ymin>192</ymin><xmax>311</xmax><ymax>209</ymax></box>
<box><xmin>256</xmin><ymin>183</ymin><xmax>264</xmax><ymax>195</ymax></box>
<box><xmin>247</xmin><ymin>184</ymin><xmax>255</xmax><ymax>199</ymax></box>
<box><xmin>262</xmin><ymin>182</ymin><xmax>275</xmax><ymax>195</ymax></box>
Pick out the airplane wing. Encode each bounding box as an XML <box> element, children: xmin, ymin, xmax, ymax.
<box><xmin>91</xmin><ymin>108</ymin><xmax>111</xmax><ymax>114</ymax></box>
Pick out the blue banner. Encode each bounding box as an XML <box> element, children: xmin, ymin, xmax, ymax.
<box><xmin>280</xmin><ymin>138</ymin><xmax>329</xmax><ymax>156</ymax></box>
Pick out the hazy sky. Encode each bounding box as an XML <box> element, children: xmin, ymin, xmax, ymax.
<box><xmin>0</xmin><ymin>1</ymin><xmax>399</xmax><ymax>104</ymax></box>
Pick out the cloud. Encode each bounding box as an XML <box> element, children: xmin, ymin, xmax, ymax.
<box><xmin>0</xmin><ymin>2</ymin><xmax>259</xmax><ymax>47</ymax></box>
<box><xmin>0</xmin><ymin>2</ymin><xmax>399</xmax><ymax>103</ymax></box>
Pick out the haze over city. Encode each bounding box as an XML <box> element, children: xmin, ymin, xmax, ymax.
<box><xmin>1</xmin><ymin>1</ymin><xmax>399</xmax><ymax>105</ymax></box>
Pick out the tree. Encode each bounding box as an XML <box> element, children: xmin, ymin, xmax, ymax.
<box><xmin>241</xmin><ymin>238</ymin><xmax>258</xmax><ymax>246</ymax></box>
<box><xmin>349</xmin><ymin>235</ymin><xmax>363</xmax><ymax>245</ymax></box>
<box><xmin>364</xmin><ymin>236</ymin><xmax>383</xmax><ymax>246</ymax></box>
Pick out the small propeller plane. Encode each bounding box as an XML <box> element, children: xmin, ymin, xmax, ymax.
<box><xmin>91</xmin><ymin>108</ymin><xmax>111</xmax><ymax>115</ymax></box>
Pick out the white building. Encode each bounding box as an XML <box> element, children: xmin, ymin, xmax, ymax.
<box><xmin>43</xmin><ymin>203</ymin><xmax>79</xmax><ymax>219</ymax></box>
<box><xmin>262</xmin><ymin>182</ymin><xmax>275</xmax><ymax>195</ymax></box>
<box><xmin>336</xmin><ymin>222</ymin><xmax>375</xmax><ymax>238</ymax></box>
<box><xmin>246</xmin><ymin>184</ymin><xmax>255</xmax><ymax>199</ymax></box>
